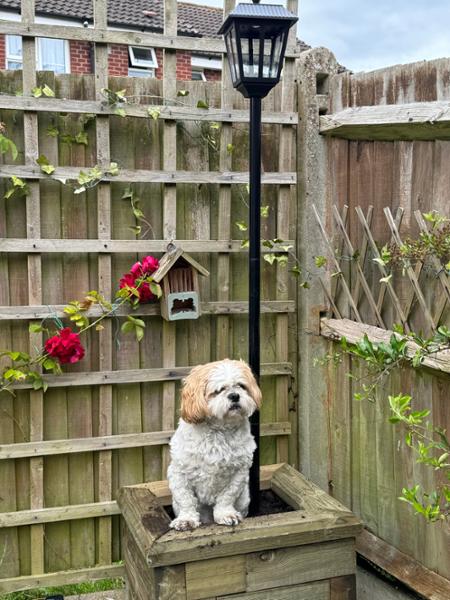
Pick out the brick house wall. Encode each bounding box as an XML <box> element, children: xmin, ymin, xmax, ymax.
<box><xmin>204</xmin><ymin>68</ymin><xmax>221</xmax><ymax>82</ymax></box>
<box><xmin>69</xmin><ymin>39</ymin><xmax>91</xmax><ymax>74</ymax></box>
<box><xmin>0</xmin><ymin>34</ymin><xmax>221</xmax><ymax>82</ymax></box>
<box><xmin>0</xmin><ymin>34</ymin><xmax>5</xmax><ymax>70</ymax></box>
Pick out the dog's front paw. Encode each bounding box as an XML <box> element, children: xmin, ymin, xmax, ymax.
<box><xmin>214</xmin><ymin>507</ymin><xmax>243</xmax><ymax>526</ymax></box>
<box><xmin>170</xmin><ymin>515</ymin><xmax>201</xmax><ymax>531</ymax></box>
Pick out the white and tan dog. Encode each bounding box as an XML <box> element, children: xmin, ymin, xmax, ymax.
<box><xmin>167</xmin><ymin>359</ymin><xmax>261</xmax><ymax>531</ymax></box>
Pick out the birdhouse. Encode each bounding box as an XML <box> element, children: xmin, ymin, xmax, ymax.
<box><xmin>152</xmin><ymin>245</ymin><xmax>209</xmax><ymax>321</ymax></box>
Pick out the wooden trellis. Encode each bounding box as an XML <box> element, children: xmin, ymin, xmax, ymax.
<box><xmin>0</xmin><ymin>0</ymin><xmax>299</xmax><ymax>592</ymax></box>
<box><xmin>313</xmin><ymin>204</ymin><xmax>450</xmax><ymax>335</ymax></box>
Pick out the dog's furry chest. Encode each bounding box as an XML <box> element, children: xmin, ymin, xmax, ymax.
<box><xmin>169</xmin><ymin>419</ymin><xmax>255</xmax><ymax>505</ymax></box>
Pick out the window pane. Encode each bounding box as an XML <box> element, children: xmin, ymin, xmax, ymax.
<box><xmin>192</xmin><ymin>70</ymin><xmax>205</xmax><ymax>81</ymax></box>
<box><xmin>128</xmin><ymin>68</ymin><xmax>155</xmax><ymax>78</ymax></box>
<box><xmin>39</xmin><ymin>38</ymin><xmax>68</xmax><ymax>73</ymax></box>
<box><xmin>7</xmin><ymin>61</ymin><xmax>22</xmax><ymax>70</ymax></box>
<box><xmin>129</xmin><ymin>46</ymin><xmax>156</xmax><ymax>68</ymax></box>
<box><xmin>6</xmin><ymin>35</ymin><xmax>22</xmax><ymax>59</ymax></box>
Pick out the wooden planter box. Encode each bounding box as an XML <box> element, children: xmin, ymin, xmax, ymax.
<box><xmin>118</xmin><ymin>464</ymin><xmax>361</xmax><ymax>600</ymax></box>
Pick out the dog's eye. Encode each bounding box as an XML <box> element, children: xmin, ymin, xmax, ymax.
<box><xmin>215</xmin><ymin>386</ymin><xmax>226</xmax><ymax>395</ymax></box>
<box><xmin>237</xmin><ymin>383</ymin><xmax>248</xmax><ymax>391</ymax></box>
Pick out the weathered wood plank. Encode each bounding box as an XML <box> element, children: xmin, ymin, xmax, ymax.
<box><xmin>0</xmin><ymin>564</ymin><xmax>125</xmax><ymax>594</ymax></box>
<box><xmin>0</xmin><ymin>164</ymin><xmax>296</xmax><ymax>184</ymax></box>
<box><xmin>216</xmin><ymin>581</ymin><xmax>329</xmax><ymax>600</ymax></box>
<box><xmin>320</xmin><ymin>317</ymin><xmax>450</xmax><ymax>374</ymax></box>
<box><xmin>320</xmin><ymin>100</ymin><xmax>450</xmax><ymax>140</ymax></box>
<box><xmin>186</xmin><ymin>555</ymin><xmax>246</xmax><ymax>599</ymax></box>
<box><xmin>10</xmin><ymin>362</ymin><xmax>292</xmax><ymax>389</ymax></box>
<box><xmin>0</xmin><ymin>424</ymin><xmax>290</xmax><ymax>460</ymax></box>
<box><xmin>0</xmin><ymin>95</ymin><xmax>298</xmax><ymax>124</ymax></box>
<box><xmin>0</xmin><ymin>300</ymin><xmax>295</xmax><ymax>320</ymax></box>
<box><xmin>0</xmin><ymin>239</ymin><xmax>294</xmax><ymax>253</ymax></box>
<box><xmin>357</xmin><ymin>529</ymin><xmax>450</xmax><ymax>600</ymax></box>
<box><xmin>245</xmin><ymin>540</ymin><xmax>355</xmax><ymax>592</ymax></box>
<box><xmin>0</xmin><ymin>20</ymin><xmax>300</xmax><ymax>57</ymax></box>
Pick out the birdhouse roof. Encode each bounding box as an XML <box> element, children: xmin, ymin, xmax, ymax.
<box><xmin>152</xmin><ymin>246</ymin><xmax>209</xmax><ymax>283</ymax></box>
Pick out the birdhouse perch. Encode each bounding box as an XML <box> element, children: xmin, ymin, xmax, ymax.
<box><xmin>152</xmin><ymin>245</ymin><xmax>209</xmax><ymax>321</ymax></box>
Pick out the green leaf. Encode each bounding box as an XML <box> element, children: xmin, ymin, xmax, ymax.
<box><xmin>107</xmin><ymin>162</ymin><xmax>119</xmax><ymax>177</ymax></box>
<box><xmin>150</xmin><ymin>282</ymin><xmax>162</xmax><ymax>298</ymax></box>
<box><xmin>235</xmin><ymin>221</ymin><xmax>248</xmax><ymax>232</ymax></box>
<box><xmin>31</xmin><ymin>86</ymin><xmax>42</xmax><ymax>98</ymax></box>
<box><xmin>290</xmin><ymin>265</ymin><xmax>301</xmax><ymax>277</ymax></box>
<box><xmin>177</xmin><ymin>90</ymin><xmax>189</xmax><ymax>97</ymax></box>
<box><xmin>299</xmin><ymin>281</ymin><xmax>310</xmax><ymax>289</ymax></box>
<box><xmin>240</xmin><ymin>239</ymin><xmax>249</xmax><ymax>249</ymax></box>
<box><xmin>47</xmin><ymin>126</ymin><xmax>59</xmax><ymax>138</ymax></box>
<box><xmin>114</xmin><ymin>107</ymin><xmax>126</xmax><ymax>118</ymax></box>
<box><xmin>74</xmin><ymin>131</ymin><xmax>88</xmax><ymax>145</ymax></box>
<box><xmin>128</xmin><ymin>225</ymin><xmax>142</xmax><ymax>236</ymax></box>
<box><xmin>121</xmin><ymin>187</ymin><xmax>134</xmax><ymax>200</ymax></box>
<box><xmin>314</xmin><ymin>255</ymin><xmax>327</xmax><ymax>268</ymax></box>
<box><xmin>260</xmin><ymin>205</ymin><xmax>269</xmax><ymax>217</ymax></box>
<box><xmin>0</xmin><ymin>133</ymin><xmax>18</xmax><ymax>161</ymax></box>
<box><xmin>147</xmin><ymin>107</ymin><xmax>161</xmax><ymax>120</ymax></box>
<box><xmin>36</xmin><ymin>154</ymin><xmax>55</xmax><ymax>174</ymax></box>
<box><xmin>29</xmin><ymin>323</ymin><xmax>44</xmax><ymax>333</ymax></box>
<box><xmin>226</xmin><ymin>143</ymin><xmax>234</xmax><ymax>154</ymax></box>
<box><xmin>197</xmin><ymin>100</ymin><xmax>209</xmax><ymax>109</ymax></box>
<box><xmin>380</xmin><ymin>274</ymin><xmax>393</xmax><ymax>284</ymax></box>
<box><xmin>42</xmin><ymin>84</ymin><xmax>55</xmax><ymax>97</ymax></box>
<box><xmin>263</xmin><ymin>253</ymin><xmax>277</xmax><ymax>265</ymax></box>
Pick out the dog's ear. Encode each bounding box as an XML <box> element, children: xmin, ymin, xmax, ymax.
<box><xmin>180</xmin><ymin>364</ymin><xmax>210</xmax><ymax>424</ymax></box>
<box><xmin>240</xmin><ymin>360</ymin><xmax>262</xmax><ymax>409</ymax></box>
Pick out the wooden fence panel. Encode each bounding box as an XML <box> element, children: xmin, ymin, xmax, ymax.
<box><xmin>301</xmin><ymin>54</ymin><xmax>450</xmax><ymax>583</ymax></box>
<box><xmin>0</xmin><ymin>1</ymin><xmax>298</xmax><ymax>588</ymax></box>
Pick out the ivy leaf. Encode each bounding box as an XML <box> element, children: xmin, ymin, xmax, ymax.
<box><xmin>147</xmin><ymin>108</ymin><xmax>161</xmax><ymax>120</ymax></box>
<box><xmin>122</xmin><ymin>187</ymin><xmax>134</xmax><ymax>200</ymax></box>
<box><xmin>36</xmin><ymin>154</ymin><xmax>55</xmax><ymax>175</ymax></box>
<box><xmin>42</xmin><ymin>84</ymin><xmax>55</xmax><ymax>97</ymax></box>
<box><xmin>128</xmin><ymin>225</ymin><xmax>142</xmax><ymax>236</ymax></box>
<box><xmin>115</xmin><ymin>107</ymin><xmax>126</xmax><ymax>118</ymax></box>
<box><xmin>197</xmin><ymin>100</ymin><xmax>209</xmax><ymax>109</ymax></box>
<box><xmin>226</xmin><ymin>143</ymin><xmax>234</xmax><ymax>154</ymax></box>
<box><xmin>74</xmin><ymin>131</ymin><xmax>88</xmax><ymax>145</ymax></box>
<box><xmin>314</xmin><ymin>255</ymin><xmax>327</xmax><ymax>268</ymax></box>
<box><xmin>235</xmin><ymin>221</ymin><xmax>248</xmax><ymax>232</ymax></box>
<box><xmin>290</xmin><ymin>265</ymin><xmax>301</xmax><ymax>277</ymax></box>
<box><xmin>31</xmin><ymin>86</ymin><xmax>43</xmax><ymax>98</ymax></box>
<box><xmin>240</xmin><ymin>239</ymin><xmax>249</xmax><ymax>249</ymax></box>
<box><xmin>299</xmin><ymin>281</ymin><xmax>310</xmax><ymax>289</ymax></box>
<box><xmin>177</xmin><ymin>90</ymin><xmax>189</xmax><ymax>97</ymax></box>
<box><xmin>107</xmin><ymin>162</ymin><xmax>119</xmax><ymax>177</ymax></box>
<box><xmin>29</xmin><ymin>323</ymin><xmax>44</xmax><ymax>333</ymax></box>
<box><xmin>260</xmin><ymin>205</ymin><xmax>269</xmax><ymax>217</ymax></box>
<box><xmin>47</xmin><ymin>126</ymin><xmax>59</xmax><ymax>138</ymax></box>
<box><xmin>263</xmin><ymin>253</ymin><xmax>277</xmax><ymax>265</ymax></box>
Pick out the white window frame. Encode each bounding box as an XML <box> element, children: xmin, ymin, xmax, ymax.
<box><xmin>36</xmin><ymin>38</ymin><xmax>70</xmax><ymax>74</ymax></box>
<box><xmin>128</xmin><ymin>67</ymin><xmax>156</xmax><ymax>78</ymax></box>
<box><xmin>5</xmin><ymin>35</ymin><xmax>23</xmax><ymax>70</ymax></box>
<box><xmin>128</xmin><ymin>46</ymin><xmax>158</xmax><ymax>69</ymax></box>
<box><xmin>192</xmin><ymin>68</ymin><xmax>206</xmax><ymax>82</ymax></box>
<box><xmin>5</xmin><ymin>35</ymin><xmax>70</xmax><ymax>73</ymax></box>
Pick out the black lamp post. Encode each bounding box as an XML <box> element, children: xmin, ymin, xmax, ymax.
<box><xmin>218</xmin><ymin>2</ymin><xmax>298</xmax><ymax>515</ymax></box>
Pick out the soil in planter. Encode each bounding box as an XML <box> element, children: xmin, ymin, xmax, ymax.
<box><xmin>164</xmin><ymin>489</ymin><xmax>294</xmax><ymax>521</ymax></box>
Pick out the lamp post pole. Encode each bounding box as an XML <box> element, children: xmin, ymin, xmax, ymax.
<box><xmin>218</xmin><ymin>0</ymin><xmax>297</xmax><ymax>519</ymax></box>
<box><xmin>248</xmin><ymin>95</ymin><xmax>262</xmax><ymax>516</ymax></box>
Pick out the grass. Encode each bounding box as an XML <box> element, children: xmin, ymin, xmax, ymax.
<box><xmin>0</xmin><ymin>577</ymin><xmax>125</xmax><ymax>600</ymax></box>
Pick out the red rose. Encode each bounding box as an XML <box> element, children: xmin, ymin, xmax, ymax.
<box><xmin>44</xmin><ymin>328</ymin><xmax>85</xmax><ymax>365</ymax></box>
<box><xmin>141</xmin><ymin>255</ymin><xmax>159</xmax><ymax>274</ymax></box>
<box><xmin>138</xmin><ymin>281</ymin><xmax>156</xmax><ymax>303</ymax></box>
<box><xmin>119</xmin><ymin>272</ymin><xmax>137</xmax><ymax>289</ymax></box>
<box><xmin>130</xmin><ymin>261</ymin><xmax>142</xmax><ymax>277</ymax></box>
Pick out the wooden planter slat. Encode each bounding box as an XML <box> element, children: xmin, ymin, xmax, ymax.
<box><xmin>118</xmin><ymin>463</ymin><xmax>361</xmax><ymax>599</ymax></box>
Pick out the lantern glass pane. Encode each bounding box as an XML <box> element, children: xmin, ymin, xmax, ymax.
<box><xmin>225</xmin><ymin>30</ymin><xmax>238</xmax><ymax>84</ymax></box>
<box><xmin>241</xmin><ymin>36</ymin><xmax>259</xmax><ymax>77</ymax></box>
<box><xmin>228</xmin><ymin>24</ymin><xmax>240</xmax><ymax>82</ymax></box>
<box><xmin>268</xmin><ymin>31</ymin><xmax>284</xmax><ymax>77</ymax></box>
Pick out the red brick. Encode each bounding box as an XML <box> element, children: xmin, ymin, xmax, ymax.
<box><xmin>0</xmin><ymin>35</ymin><xmax>6</xmax><ymax>70</ymax></box>
<box><xmin>69</xmin><ymin>40</ymin><xmax>92</xmax><ymax>74</ymax></box>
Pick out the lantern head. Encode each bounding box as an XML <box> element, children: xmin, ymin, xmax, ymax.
<box><xmin>218</xmin><ymin>2</ymin><xmax>298</xmax><ymax>98</ymax></box>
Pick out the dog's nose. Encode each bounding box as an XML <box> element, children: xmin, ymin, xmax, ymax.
<box><xmin>228</xmin><ymin>392</ymin><xmax>240</xmax><ymax>403</ymax></box>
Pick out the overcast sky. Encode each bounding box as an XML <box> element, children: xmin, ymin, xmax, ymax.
<box><xmin>186</xmin><ymin>0</ymin><xmax>450</xmax><ymax>73</ymax></box>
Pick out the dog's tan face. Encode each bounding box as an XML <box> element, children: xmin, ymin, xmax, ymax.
<box><xmin>180</xmin><ymin>359</ymin><xmax>262</xmax><ymax>424</ymax></box>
